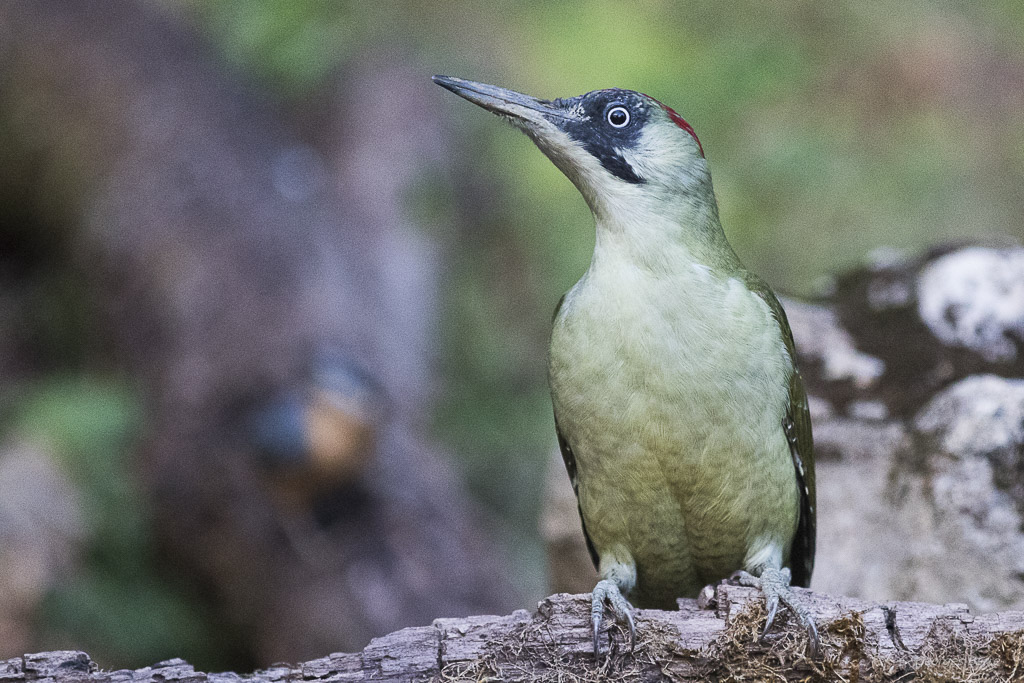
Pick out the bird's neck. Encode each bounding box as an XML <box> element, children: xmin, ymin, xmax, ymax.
<box><xmin>590</xmin><ymin>191</ymin><xmax>744</xmax><ymax>279</ymax></box>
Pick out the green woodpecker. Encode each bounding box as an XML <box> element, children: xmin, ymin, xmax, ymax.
<box><xmin>433</xmin><ymin>76</ymin><xmax>818</xmax><ymax>657</ymax></box>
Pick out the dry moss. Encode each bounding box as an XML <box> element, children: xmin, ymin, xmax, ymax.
<box><xmin>901</xmin><ymin>623</ymin><xmax>1024</xmax><ymax>683</ymax></box>
<box><xmin>435</xmin><ymin>604</ymin><xmax>1024</xmax><ymax>682</ymax></box>
<box><xmin>990</xmin><ymin>631</ymin><xmax>1024</xmax><ymax>679</ymax></box>
<box><xmin>436</xmin><ymin>617</ymin><xmax>672</xmax><ymax>682</ymax></box>
<box><xmin>693</xmin><ymin>601</ymin><xmax>868</xmax><ymax>682</ymax></box>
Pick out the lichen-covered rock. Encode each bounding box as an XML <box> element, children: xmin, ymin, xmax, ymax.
<box><xmin>915</xmin><ymin>374</ymin><xmax>1024</xmax><ymax>468</ymax></box>
<box><xmin>799</xmin><ymin>243</ymin><xmax>1024</xmax><ymax>420</ymax></box>
<box><xmin>917</xmin><ymin>247</ymin><xmax>1024</xmax><ymax>363</ymax></box>
<box><xmin>912</xmin><ymin>375</ymin><xmax>1024</xmax><ymax>611</ymax></box>
<box><xmin>782</xmin><ymin>298</ymin><xmax>885</xmax><ymax>391</ymax></box>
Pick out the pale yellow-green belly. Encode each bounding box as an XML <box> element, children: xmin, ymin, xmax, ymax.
<box><xmin>549</xmin><ymin>276</ymin><xmax>799</xmax><ymax>607</ymax></box>
<box><xmin>561</xmin><ymin>398</ymin><xmax>798</xmax><ymax>607</ymax></box>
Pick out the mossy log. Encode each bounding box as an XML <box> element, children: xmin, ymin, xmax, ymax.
<box><xmin>6</xmin><ymin>588</ymin><xmax>1023</xmax><ymax>682</ymax></box>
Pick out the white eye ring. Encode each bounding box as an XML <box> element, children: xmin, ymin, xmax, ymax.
<box><xmin>606</xmin><ymin>106</ymin><xmax>630</xmax><ymax>128</ymax></box>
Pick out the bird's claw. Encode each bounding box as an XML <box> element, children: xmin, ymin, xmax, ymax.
<box><xmin>733</xmin><ymin>567</ymin><xmax>820</xmax><ymax>657</ymax></box>
<box><xmin>763</xmin><ymin>591</ymin><xmax>780</xmax><ymax>635</ymax></box>
<box><xmin>591</xmin><ymin>579</ymin><xmax>636</xmax><ymax>659</ymax></box>
<box><xmin>779</xmin><ymin>585</ymin><xmax>821</xmax><ymax>658</ymax></box>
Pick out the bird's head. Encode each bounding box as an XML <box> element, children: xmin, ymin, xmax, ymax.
<box><xmin>433</xmin><ymin>76</ymin><xmax>714</xmax><ymax>226</ymax></box>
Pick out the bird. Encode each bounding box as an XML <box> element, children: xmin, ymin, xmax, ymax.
<box><xmin>433</xmin><ymin>75</ymin><xmax>818</xmax><ymax>658</ymax></box>
<box><xmin>246</xmin><ymin>351</ymin><xmax>385</xmax><ymax>514</ymax></box>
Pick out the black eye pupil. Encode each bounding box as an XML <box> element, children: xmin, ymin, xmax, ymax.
<box><xmin>608</xmin><ymin>108</ymin><xmax>628</xmax><ymax>126</ymax></box>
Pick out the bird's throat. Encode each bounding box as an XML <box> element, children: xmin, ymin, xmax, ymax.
<box><xmin>589</xmin><ymin>196</ymin><xmax>742</xmax><ymax>281</ymax></box>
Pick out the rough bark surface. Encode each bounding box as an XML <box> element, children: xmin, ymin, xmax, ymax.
<box><xmin>6</xmin><ymin>589</ymin><xmax>1024</xmax><ymax>682</ymax></box>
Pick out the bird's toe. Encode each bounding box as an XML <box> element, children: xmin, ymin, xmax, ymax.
<box><xmin>753</xmin><ymin>567</ymin><xmax>820</xmax><ymax>657</ymax></box>
<box><xmin>590</xmin><ymin>579</ymin><xmax>636</xmax><ymax>658</ymax></box>
<box><xmin>778</xmin><ymin>583</ymin><xmax>821</xmax><ymax>657</ymax></box>
<box><xmin>762</xmin><ymin>589</ymin><xmax>781</xmax><ymax>636</ymax></box>
<box><xmin>732</xmin><ymin>569</ymin><xmax>761</xmax><ymax>588</ymax></box>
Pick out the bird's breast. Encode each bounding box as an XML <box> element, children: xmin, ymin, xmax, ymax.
<box><xmin>548</xmin><ymin>256</ymin><xmax>798</xmax><ymax>603</ymax></box>
<box><xmin>550</xmin><ymin>258</ymin><xmax>791</xmax><ymax>438</ymax></box>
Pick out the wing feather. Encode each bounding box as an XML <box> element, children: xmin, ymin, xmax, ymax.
<box><xmin>554</xmin><ymin>415</ymin><xmax>600</xmax><ymax>569</ymax></box>
<box><xmin>749</xmin><ymin>283</ymin><xmax>816</xmax><ymax>587</ymax></box>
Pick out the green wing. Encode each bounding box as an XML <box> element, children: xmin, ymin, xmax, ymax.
<box><xmin>554</xmin><ymin>414</ymin><xmax>600</xmax><ymax>570</ymax></box>
<box><xmin>783</xmin><ymin>365</ymin><xmax>816</xmax><ymax>586</ymax></box>
<box><xmin>551</xmin><ymin>294</ymin><xmax>601</xmax><ymax>570</ymax></box>
<box><xmin>748</xmin><ymin>280</ymin><xmax>817</xmax><ymax>587</ymax></box>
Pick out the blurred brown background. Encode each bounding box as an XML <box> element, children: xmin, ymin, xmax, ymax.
<box><xmin>0</xmin><ymin>0</ymin><xmax>1022</xmax><ymax>672</ymax></box>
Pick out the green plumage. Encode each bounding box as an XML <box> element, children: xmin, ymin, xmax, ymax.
<box><xmin>431</xmin><ymin>74</ymin><xmax>816</xmax><ymax>635</ymax></box>
<box><xmin>754</xmin><ymin>282</ymin><xmax>816</xmax><ymax>588</ymax></box>
<box><xmin>550</xmin><ymin>252</ymin><xmax>815</xmax><ymax>608</ymax></box>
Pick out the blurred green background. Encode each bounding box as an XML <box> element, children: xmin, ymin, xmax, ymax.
<box><xmin>3</xmin><ymin>0</ymin><xmax>1024</xmax><ymax>669</ymax></box>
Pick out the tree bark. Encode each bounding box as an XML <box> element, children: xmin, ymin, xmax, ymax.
<box><xmin>6</xmin><ymin>588</ymin><xmax>1024</xmax><ymax>681</ymax></box>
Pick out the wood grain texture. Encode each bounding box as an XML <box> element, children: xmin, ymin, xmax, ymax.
<box><xmin>6</xmin><ymin>588</ymin><xmax>1023</xmax><ymax>681</ymax></box>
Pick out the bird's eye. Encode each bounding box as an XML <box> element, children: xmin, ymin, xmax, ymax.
<box><xmin>606</xmin><ymin>106</ymin><xmax>630</xmax><ymax>128</ymax></box>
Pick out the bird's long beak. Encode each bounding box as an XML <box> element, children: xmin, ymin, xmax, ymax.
<box><xmin>434</xmin><ymin>75</ymin><xmax>602</xmax><ymax>204</ymax></box>
<box><xmin>432</xmin><ymin>75</ymin><xmax>574</xmax><ymax>127</ymax></box>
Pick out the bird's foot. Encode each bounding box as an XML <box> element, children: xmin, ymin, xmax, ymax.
<box><xmin>591</xmin><ymin>579</ymin><xmax>636</xmax><ymax>659</ymax></box>
<box><xmin>733</xmin><ymin>568</ymin><xmax>820</xmax><ymax>657</ymax></box>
